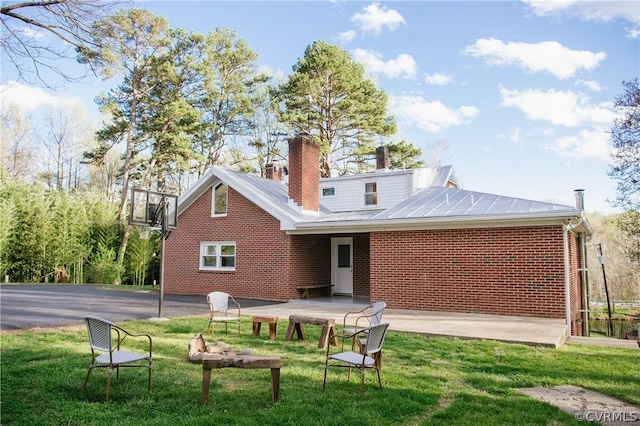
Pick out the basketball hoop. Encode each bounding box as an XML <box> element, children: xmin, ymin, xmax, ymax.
<box><xmin>129</xmin><ymin>187</ymin><xmax>179</xmax><ymax>319</ymax></box>
<box><xmin>136</xmin><ymin>225</ymin><xmax>151</xmax><ymax>240</ymax></box>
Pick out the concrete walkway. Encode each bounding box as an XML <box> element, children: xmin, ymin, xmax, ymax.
<box><xmin>566</xmin><ymin>336</ymin><xmax>640</xmax><ymax>349</ymax></box>
<box><xmin>241</xmin><ymin>299</ymin><xmax>569</xmax><ymax>348</ymax></box>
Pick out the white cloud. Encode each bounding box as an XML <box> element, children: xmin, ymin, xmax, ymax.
<box><xmin>499</xmin><ymin>86</ymin><xmax>616</xmax><ymax>126</ymax></box>
<box><xmin>390</xmin><ymin>95</ymin><xmax>479</xmax><ymax>133</ymax></box>
<box><xmin>17</xmin><ymin>26</ymin><xmax>48</xmax><ymax>41</ymax></box>
<box><xmin>544</xmin><ymin>126</ymin><xmax>612</xmax><ymax>162</ymax></box>
<box><xmin>523</xmin><ymin>0</ymin><xmax>640</xmax><ymax>39</ymax></box>
<box><xmin>575</xmin><ymin>79</ymin><xmax>602</xmax><ymax>91</ymax></box>
<box><xmin>500</xmin><ymin>127</ymin><xmax>524</xmax><ymax>145</ymax></box>
<box><xmin>463</xmin><ymin>38</ymin><xmax>606</xmax><ymax>79</ymax></box>
<box><xmin>350</xmin><ymin>2</ymin><xmax>406</xmax><ymax>34</ymax></box>
<box><xmin>524</xmin><ymin>0</ymin><xmax>639</xmax><ymax>23</ymax></box>
<box><xmin>336</xmin><ymin>30</ymin><xmax>356</xmax><ymax>44</ymax></box>
<box><xmin>0</xmin><ymin>81</ymin><xmax>83</xmax><ymax>112</ymax></box>
<box><xmin>425</xmin><ymin>72</ymin><xmax>453</xmax><ymax>86</ymax></box>
<box><xmin>353</xmin><ymin>49</ymin><xmax>417</xmax><ymax>79</ymax></box>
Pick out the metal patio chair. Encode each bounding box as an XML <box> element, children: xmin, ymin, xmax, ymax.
<box><xmin>206</xmin><ymin>291</ymin><xmax>241</xmax><ymax>337</ymax></box>
<box><xmin>323</xmin><ymin>322</ymin><xmax>390</xmax><ymax>395</ymax></box>
<box><xmin>342</xmin><ymin>301</ymin><xmax>386</xmax><ymax>349</ymax></box>
<box><xmin>82</xmin><ymin>316</ymin><xmax>152</xmax><ymax>401</ymax></box>
<box><xmin>342</xmin><ymin>301</ymin><xmax>386</xmax><ymax>335</ymax></box>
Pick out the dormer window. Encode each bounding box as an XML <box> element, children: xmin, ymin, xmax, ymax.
<box><xmin>364</xmin><ymin>182</ymin><xmax>377</xmax><ymax>206</ymax></box>
<box><xmin>212</xmin><ymin>183</ymin><xmax>228</xmax><ymax>216</ymax></box>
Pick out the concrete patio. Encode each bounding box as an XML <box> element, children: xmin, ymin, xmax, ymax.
<box><xmin>241</xmin><ymin>297</ymin><xmax>569</xmax><ymax>348</ymax></box>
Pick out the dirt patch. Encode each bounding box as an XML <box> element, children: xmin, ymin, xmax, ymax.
<box><xmin>518</xmin><ymin>385</ymin><xmax>640</xmax><ymax>425</ymax></box>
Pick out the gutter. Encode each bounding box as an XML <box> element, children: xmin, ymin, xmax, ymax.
<box><xmin>285</xmin><ymin>210</ymin><xmax>585</xmax><ymax>234</ymax></box>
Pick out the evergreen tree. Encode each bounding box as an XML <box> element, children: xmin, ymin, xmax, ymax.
<box><xmin>190</xmin><ymin>28</ymin><xmax>264</xmax><ymax>176</ymax></box>
<box><xmin>276</xmin><ymin>41</ymin><xmax>397</xmax><ymax>177</ymax></box>
<box><xmin>80</xmin><ymin>8</ymin><xmax>171</xmax><ymax>283</ymax></box>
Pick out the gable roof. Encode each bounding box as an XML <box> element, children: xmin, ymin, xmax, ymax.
<box><xmin>178</xmin><ymin>166</ymin><xmax>591</xmax><ymax>235</ymax></box>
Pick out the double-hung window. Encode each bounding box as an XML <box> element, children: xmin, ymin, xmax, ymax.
<box><xmin>200</xmin><ymin>242</ymin><xmax>236</xmax><ymax>271</ymax></box>
<box><xmin>364</xmin><ymin>182</ymin><xmax>377</xmax><ymax>206</ymax></box>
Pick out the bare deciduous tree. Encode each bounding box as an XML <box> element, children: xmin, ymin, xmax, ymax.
<box><xmin>0</xmin><ymin>102</ymin><xmax>34</xmax><ymax>181</ymax></box>
<box><xmin>1</xmin><ymin>0</ymin><xmax>121</xmax><ymax>87</ymax></box>
<box><xmin>39</xmin><ymin>105</ymin><xmax>93</xmax><ymax>191</ymax></box>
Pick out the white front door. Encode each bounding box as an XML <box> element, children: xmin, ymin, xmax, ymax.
<box><xmin>331</xmin><ymin>237</ymin><xmax>353</xmax><ymax>295</ymax></box>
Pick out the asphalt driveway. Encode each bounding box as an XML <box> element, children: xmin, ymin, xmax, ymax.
<box><xmin>0</xmin><ymin>284</ymin><xmax>280</xmax><ymax>330</ymax></box>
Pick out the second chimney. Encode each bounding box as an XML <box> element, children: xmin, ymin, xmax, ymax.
<box><xmin>265</xmin><ymin>163</ymin><xmax>284</xmax><ymax>182</ymax></box>
<box><xmin>288</xmin><ymin>135</ymin><xmax>319</xmax><ymax>212</ymax></box>
<box><xmin>376</xmin><ymin>146</ymin><xmax>389</xmax><ymax>171</ymax></box>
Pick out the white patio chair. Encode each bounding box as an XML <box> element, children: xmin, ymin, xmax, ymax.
<box><xmin>323</xmin><ymin>322</ymin><xmax>389</xmax><ymax>395</ymax></box>
<box><xmin>82</xmin><ymin>316</ymin><xmax>152</xmax><ymax>401</ymax></box>
<box><xmin>206</xmin><ymin>291</ymin><xmax>241</xmax><ymax>337</ymax></box>
<box><xmin>342</xmin><ymin>301</ymin><xmax>386</xmax><ymax>349</ymax></box>
<box><xmin>342</xmin><ymin>301</ymin><xmax>386</xmax><ymax>335</ymax></box>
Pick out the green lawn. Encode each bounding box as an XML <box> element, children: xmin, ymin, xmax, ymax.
<box><xmin>1</xmin><ymin>315</ymin><xmax>638</xmax><ymax>425</ymax></box>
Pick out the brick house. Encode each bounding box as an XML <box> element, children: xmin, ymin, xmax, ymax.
<box><xmin>164</xmin><ymin>135</ymin><xmax>592</xmax><ymax>336</ymax></box>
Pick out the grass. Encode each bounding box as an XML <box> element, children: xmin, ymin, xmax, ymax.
<box><xmin>2</xmin><ymin>315</ymin><xmax>639</xmax><ymax>426</ymax></box>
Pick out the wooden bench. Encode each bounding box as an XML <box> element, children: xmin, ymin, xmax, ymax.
<box><xmin>285</xmin><ymin>315</ymin><xmax>338</xmax><ymax>349</ymax></box>
<box><xmin>201</xmin><ymin>354</ymin><xmax>282</xmax><ymax>404</ymax></box>
<box><xmin>295</xmin><ymin>284</ymin><xmax>332</xmax><ymax>299</ymax></box>
<box><xmin>252</xmin><ymin>315</ymin><xmax>278</xmax><ymax>340</ymax></box>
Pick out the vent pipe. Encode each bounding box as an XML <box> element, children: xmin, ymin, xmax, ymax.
<box><xmin>574</xmin><ymin>189</ymin><xmax>585</xmax><ymax>210</ymax></box>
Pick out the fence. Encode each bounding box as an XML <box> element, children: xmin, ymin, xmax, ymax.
<box><xmin>589</xmin><ymin>319</ymin><xmax>639</xmax><ymax>339</ymax></box>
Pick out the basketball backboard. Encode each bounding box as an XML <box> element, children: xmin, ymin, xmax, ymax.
<box><xmin>129</xmin><ymin>188</ymin><xmax>178</xmax><ymax>229</ymax></box>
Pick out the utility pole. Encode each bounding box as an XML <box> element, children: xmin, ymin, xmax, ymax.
<box><xmin>597</xmin><ymin>244</ymin><xmax>614</xmax><ymax>336</ymax></box>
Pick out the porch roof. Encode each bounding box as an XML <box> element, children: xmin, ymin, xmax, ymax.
<box><xmin>178</xmin><ymin>167</ymin><xmax>590</xmax><ymax>234</ymax></box>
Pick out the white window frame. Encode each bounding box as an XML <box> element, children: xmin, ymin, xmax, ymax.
<box><xmin>364</xmin><ymin>181</ymin><xmax>378</xmax><ymax>206</ymax></box>
<box><xmin>200</xmin><ymin>241</ymin><xmax>236</xmax><ymax>271</ymax></box>
<box><xmin>321</xmin><ymin>186</ymin><xmax>336</xmax><ymax>197</ymax></box>
<box><xmin>211</xmin><ymin>183</ymin><xmax>228</xmax><ymax>217</ymax></box>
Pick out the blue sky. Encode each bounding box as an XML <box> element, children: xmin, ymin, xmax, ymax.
<box><xmin>1</xmin><ymin>1</ymin><xmax>639</xmax><ymax>214</ymax></box>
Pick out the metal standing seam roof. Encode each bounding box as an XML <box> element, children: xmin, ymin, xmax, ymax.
<box><xmin>372</xmin><ymin>186</ymin><xmax>579</xmax><ymax>220</ymax></box>
<box><xmin>178</xmin><ymin>166</ymin><xmax>588</xmax><ymax>232</ymax></box>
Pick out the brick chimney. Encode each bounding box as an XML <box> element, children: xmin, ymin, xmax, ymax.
<box><xmin>376</xmin><ymin>146</ymin><xmax>389</xmax><ymax>171</ymax></box>
<box><xmin>265</xmin><ymin>163</ymin><xmax>285</xmax><ymax>182</ymax></box>
<box><xmin>288</xmin><ymin>135</ymin><xmax>319</xmax><ymax>212</ymax></box>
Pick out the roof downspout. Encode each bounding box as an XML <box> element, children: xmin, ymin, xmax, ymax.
<box><xmin>562</xmin><ymin>189</ymin><xmax>586</xmax><ymax>339</ymax></box>
<box><xmin>573</xmin><ymin>189</ymin><xmax>589</xmax><ymax>336</ymax></box>
<box><xmin>579</xmin><ymin>231</ymin><xmax>590</xmax><ymax>336</ymax></box>
<box><xmin>563</xmin><ymin>224</ymin><xmax>572</xmax><ymax>338</ymax></box>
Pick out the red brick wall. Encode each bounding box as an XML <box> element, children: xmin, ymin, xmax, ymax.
<box><xmin>350</xmin><ymin>233</ymin><xmax>370</xmax><ymax>296</ymax></box>
<box><xmin>164</xmin><ymin>186</ymin><xmax>292</xmax><ymax>300</ymax></box>
<box><xmin>370</xmin><ymin>226</ymin><xmax>568</xmax><ymax>318</ymax></box>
